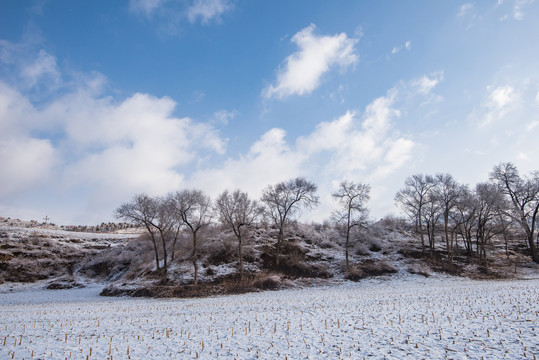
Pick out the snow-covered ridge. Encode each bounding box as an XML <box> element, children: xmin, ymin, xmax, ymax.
<box><xmin>0</xmin><ymin>225</ymin><xmax>140</xmax><ymax>241</ymax></box>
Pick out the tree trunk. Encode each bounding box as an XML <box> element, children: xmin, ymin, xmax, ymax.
<box><xmin>276</xmin><ymin>226</ymin><xmax>284</xmax><ymax>266</ymax></box>
<box><xmin>428</xmin><ymin>222</ymin><xmax>435</xmax><ymax>257</ymax></box>
<box><xmin>467</xmin><ymin>229</ymin><xmax>474</xmax><ymax>257</ymax></box>
<box><xmin>345</xmin><ymin>226</ymin><xmax>350</xmax><ymax>268</ymax></box>
<box><xmin>192</xmin><ymin>232</ymin><xmax>198</xmax><ymax>285</ymax></box>
<box><xmin>444</xmin><ymin>213</ymin><xmax>452</xmax><ymax>264</ymax></box>
<box><xmin>146</xmin><ymin>226</ymin><xmax>160</xmax><ymax>271</ymax></box>
<box><xmin>171</xmin><ymin>237</ymin><xmax>177</xmax><ymax>262</ymax></box>
<box><xmin>151</xmin><ymin>237</ymin><xmax>160</xmax><ymax>271</ymax></box>
<box><xmin>418</xmin><ymin>208</ymin><xmax>425</xmax><ymax>255</ymax></box>
<box><xmin>162</xmin><ymin>244</ymin><xmax>167</xmax><ymax>273</ymax></box>
<box><xmin>453</xmin><ymin>231</ymin><xmax>457</xmax><ymax>258</ymax></box>
<box><xmin>504</xmin><ymin>234</ymin><xmax>509</xmax><ymax>258</ymax></box>
<box><xmin>158</xmin><ymin>229</ymin><xmax>168</xmax><ymax>273</ymax></box>
<box><xmin>170</xmin><ymin>225</ymin><xmax>181</xmax><ymax>262</ymax></box>
<box><xmin>526</xmin><ymin>232</ymin><xmax>539</xmax><ymax>263</ymax></box>
<box><xmin>419</xmin><ymin>223</ymin><xmax>425</xmax><ymax>255</ymax></box>
<box><xmin>238</xmin><ymin>235</ymin><xmax>244</xmax><ymax>280</ymax></box>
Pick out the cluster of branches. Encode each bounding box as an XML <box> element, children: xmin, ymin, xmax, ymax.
<box><xmin>116</xmin><ymin>177</ymin><xmax>371</xmax><ymax>282</ymax></box>
<box><xmin>395</xmin><ymin>163</ymin><xmax>539</xmax><ymax>265</ymax></box>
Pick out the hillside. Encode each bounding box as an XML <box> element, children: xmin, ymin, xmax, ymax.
<box><xmin>1</xmin><ymin>216</ymin><xmax>537</xmax><ymax>298</ymax></box>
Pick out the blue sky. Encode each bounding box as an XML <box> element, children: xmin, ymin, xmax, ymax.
<box><xmin>1</xmin><ymin>0</ymin><xmax>538</xmax><ymax>225</ymax></box>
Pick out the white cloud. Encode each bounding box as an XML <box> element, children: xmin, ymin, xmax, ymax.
<box><xmin>213</xmin><ymin>109</ymin><xmax>237</xmax><ymax>125</ymax></box>
<box><xmin>0</xmin><ymin>41</ymin><xmax>61</xmax><ymax>90</ymax></box>
<box><xmin>512</xmin><ymin>0</ymin><xmax>534</xmax><ymax>20</ymax></box>
<box><xmin>0</xmin><ymin>79</ymin><xmax>58</xmax><ymax>199</ymax></box>
<box><xmin>457</xmin><ymin>3</ymin><xmax>481</xmax><ymax>28</ymax></box>
<box><xmin>412</xmin><ymin>72</ymin><xmax>444</xmax><ymax>95</ymax></box>
<box><xmin>490</xmin><ymin>85</ymin><xmax>517</xmax><ymax>108</ymax></box>
<box><xmin>497</xmin><ymin>0</ymin><xmax>534</xmax><ymax>20</ymax></box>
<box><xmin>21</xmin><ymin>49</ymin><xmax>60</xmax><ymax>87</ymax></box>
<box><xmin>0</xmin><ymin>38</ymin><xmax>439</xmax><ymax>224</ymax></box>
<box><xmin>263</xmin><ymin>24</ymin><xmax>358</xmax><ymax>99</ymax></box>
<box><xmin>129</xmin><ymin>0</ymin><xmax>231</xmax><ymax>32</ymax></box>
<box><xmin>526</xmin><ymin>120</ymin><xmax>539</xmax><ymax>131</ymax></box>
<box><xmin>189</xmin><ymin>90</ymin><xmax>415</xmax><ymax>222</ymax></box>
<box><xmin>129</xmin><ymin>0</ymin><xmax>167</xmax><ymax>17</ymax></box>
<box><xmin>516</xmin><ymin>152</ymin><xmax>528</xmax><ymax>160</ymax></box>
<box><xmin>458</xmin><ymin>3</ymin><xmax>474</xmax><ymax>17</ymax></box>
<box><xmin>187</xmin><ymin>128</ymin><xmax>304</xmax><ymax>199</ymax></box>
<box><xmin>300</xmin><ymin>98</ymin><xmax>405</xmax><ymax>179</ymax></box>
<box><xmin>372</xmin><ymin>138</ymin><xmax>415</xmax><ymax>179</ymax></box>
<box><xmin>473</xmin><ymin>85</ymin><xmax>520</xmax><ymax>127</ymax></box>
<box><xmin>0</xmin><ymin>67</ymin><xmax>226</xmax><ymax>223</ymax></box>
<box><xmin>187</xmin><ymin>0</ymin><xmax>231</xmax><ymax>24</ymax></box>
<box><xmin>0</xmin><ymin>137</ymin><xmax>57</xmax><ymax>197</ymax></box>
<box><xmin>536</xmin><ymin>90</ymin><xmax>539</xmax><ymax>104</ymax></box>
<box><xmin>53</xmin><ymin>91</ymin><xmax>225</xmax><ymax>194</ymax></box>
<box><xmin>391</xmin><ymin>40</ymin><xmax>412</xmax><ymax>55</ymax></box>
<box><xmin>48</xmin><ymin>97</ymin><xmax>220</xmax><ymax>221</ymax></box>
<box><xmin>0</xmin><ymin>81</ymin><xmax>36</xmax><ymax>135</ymax></box>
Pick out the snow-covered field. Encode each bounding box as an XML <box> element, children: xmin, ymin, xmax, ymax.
<box><xmin>1</xmin><ymin>276</ymin><xmax>538</xmax><ymax>359</ymax></box>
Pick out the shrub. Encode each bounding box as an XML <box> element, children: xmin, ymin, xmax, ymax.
<box><xmin>252</xmin><ymin>273</ymin><xmax>282</xmax><ymax>290</ymax></box>
<box><xmin>345</xmin><ymin>266</ymin><xmax>364</xmax><ymax>281</ymax></box>
<box><xmin>361</xmin><ymin>259</ymin><xmax>398</xmax><ymax>276</ymax></box>
<box><xmin>407</xmin><ymin>263</ymin><xmax>431</xmax><ymax>277</ymax></box>
<box><xmin>369</xmin><ymin>243</ymin><xmax>382</xmax><ymax>252</ymax></box>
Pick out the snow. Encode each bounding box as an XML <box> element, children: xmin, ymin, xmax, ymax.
<box><xmin>1</xmin><ymin>275</ymin><xmax>538</xmax><ymax>359</ymax></box>
<box><xmin>0</xmin><ymin>225</ymin><xmax>141</xmax><ymax>241</ymax></box>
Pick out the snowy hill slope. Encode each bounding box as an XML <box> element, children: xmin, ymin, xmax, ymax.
<box><xmin>1</xmin><ymin>217</ymin><xmax>537</xmax><ymax>297</ymax></box>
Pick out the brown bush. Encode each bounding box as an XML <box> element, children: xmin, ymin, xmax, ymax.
<box><xmin>439</xmin><ymin>261</ymin><xmax>461</xmax><ymax>275</ymax></box>
<box><xmin>345</xmin><ymin>266</ymin><xmax>364</xmax><ymax>281</ymax></box>
<box><xmin>46</xmin><ymin>278</ymin><xmax>84</xmax><ymax>289</ymax></box>
<box><xmin>368</xmin><ymin>243</ymin><xmax>382</xmax><ymax>252</ymax></box>
<box><xmin>361</xmin><ymin>259</ymin><xmax>398</xmax><ymax>276</ymax></box>
<box><xmin>0</xmin><ymin>251</ymin><xmax>13</xmax><ymax>261</ymax></box>
<box><xmin>205</xmin><ymin>245</ymin><xmax>236</xmax><ymax>266</ymax></box>
<box><xmin>406</xmin><ymin>263</ymin><xmax>431</xmax><ymax>277</ymax></box>
<box><xmin>252</xmin><ymin>273</ymin><xmax>282</xmax><ymax>290</ymax></box>
<box><xmin>398</xmin><ymin>248</ymin><xmax>424</xmax><ymax>259</ymax></box>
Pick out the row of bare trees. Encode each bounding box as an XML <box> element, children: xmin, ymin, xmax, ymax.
<box><xmin>116</xmin><ymin>177</ymin><xmax>371</xmax><ymax>282</ymax></box>
<box><xmin>115</xmin><ymin>189</ymin><xmax>214</xmax><ymax>284</ymax></box>
<box><xmin>395</xmin><ymin>163</ymin><xmax>539</xmax><ymax>264</ymax></box>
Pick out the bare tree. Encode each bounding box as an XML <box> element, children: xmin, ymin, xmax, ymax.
<box><xmin>152</xmin><ymin>195</ymin><xmax>179</xmax><ymax>273</ymax></box>
<box><xmin>172</xmin><ymin>189</ymin><xmax>213</xmax><ymax>285</ymax></box>
<box><xmin>451</xmin><ymin>187</ymin><xmax>478</xmax><ymax>257</ymax></box>
<box><xmin>115</xmin><ymin>194</ymin><xmax>162</xmax><ymax>272</ymax></box>
<box><xmin>153</xmin><ymin>194</ymin><xmax>184</xmax><ymax>263</ymax></box>
<box><xmin>395</xmin><ymin>174</ymin><xmax>436</xmax><ymax>255</ymax></box>
<box><xmin>496</xmin><ymin>210</ymin><xmax>515</xmax><ymax>258</ymax></box>
<box><xmin>216</xmin><ymin>189</ymin><xmax>261</xmax><ymax>280</ymax></box>
<box><xmin>474</xmin><ymin>182</ymin><xmax>506</xmax><ymax>266</ymax></box>
<box><xmin>432</xmin><ymin>173</ymin><xmax>464</xmax><ymax>264</ymax></box>
<box><xmin>168</xmin><ymin>212</ymin><xmax>183</xmax><ymax>262</ymax></box>
<box><xmin>332</xmin><ymin>181</ymin><xmax>370</xmax><ymax>268</ymax></box>
<box><xmin>490</xmin><ymin>163</ymin><xmax>539</xmax><ymax>263</ymax></box>
<box><xmin>423</xmin><ymin>190</ymin><xmax>442</xmax><ymax>257</ymax></box>
<box><xmin>261</xmin><ymin>177</ymin><xmax>319</xmax><ymax>265</ymax></box>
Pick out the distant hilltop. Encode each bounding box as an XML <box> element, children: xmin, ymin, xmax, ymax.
<box><xmin>0</xmin><ymin>216</ymin><xmax>140</xmax><ymax>234</ymax></box>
